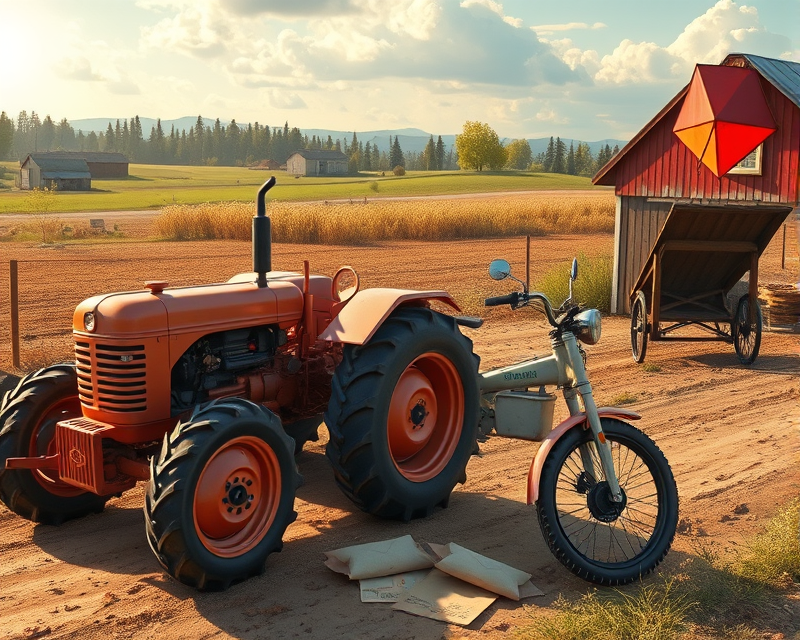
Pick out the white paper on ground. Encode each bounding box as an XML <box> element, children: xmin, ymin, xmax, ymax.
<box><xmin>323</xmin><ymin>535</ymin><xmax>435</xmax><ymax>580</ymax></box>
<box><xmin>359</xmin><ymin>569</ymin><xmax>430</xmax><ymax>603</ymax></box>
<box><xmin>427</xmin><ymin>542</ymin><xmax>544</xmax><ymax>601</ymax></box>
<box><xmin>392</xmin><ymin>569</ymin><xmax>497</xmax><ymax>626</ymax></box>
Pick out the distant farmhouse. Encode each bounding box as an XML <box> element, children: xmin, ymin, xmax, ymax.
<box><xmin>19</xmin><ymin>152</ymin><xmax>129</xmax><ymax>191</ymax></box>
<box><xmin>286</xmin><ymin>149</ymin><xmax>348</xmax><ymax>176</ymax></box>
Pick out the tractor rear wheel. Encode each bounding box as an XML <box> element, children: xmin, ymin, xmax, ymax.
<box><xmin>0</xmin><ymin>364</ymin><xmax>109</xmax><ymax>525</ymax></box>
<box><xmin>325</xmin><ymin>307</ymin><xmax>480</xmax><ymax>520</ymax></box>
<box><xmin>144</xmin><ymin>398</ymin><xmax>300</xmax><ymax>590</ymax></box>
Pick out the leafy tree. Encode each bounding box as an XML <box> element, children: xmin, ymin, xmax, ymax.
<box><xmin>455</xmin><ymin>121</ymin><xmax>506</xmax><ymax>171</ymax></box>
<box><xmin>505</xmin><ymin>138</ymin><xmax>532</xmax><ymax>170</ymax></box>
<box><xmin>574</xmin><ymin>142</ymin><xmax>594</xmax><ymax>176</ymax></box>
<box><xmin>0</xmin><ymin>112</ymin><xmax>14</xmax><ymax>160</ymax></box>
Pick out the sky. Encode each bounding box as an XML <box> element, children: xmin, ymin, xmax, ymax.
<box><xmin>1</xmin><ymin>0</ymin><xmax>798</xmax><ymax>141</ymax></box>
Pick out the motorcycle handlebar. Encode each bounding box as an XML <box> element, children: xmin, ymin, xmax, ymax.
<box><xmin>484</xmin><ymin>292</ymin><xmax>519</xmax><ymax>307</ymax></box>
<box><xmin>484</xmin><ymin>290</ymin><xmax>559</xmax><ymax>326</ymax></box>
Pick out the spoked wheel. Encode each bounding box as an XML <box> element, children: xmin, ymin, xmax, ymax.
<box><xmin>537</xmin><ymin>418</ymin><xmax>678</xmax><ymax>585</ymax></box>
<box><xmin>630</xmin><ymin>291</ymin><xmax>648</xmax><ymax>364</ymax></box>
<box><xmin>732</xmin><ymin>294</ymin><xmax>762</xmax><ymax>365</ymax></box>
<box><xmin>145</xmin><ymin>398</ymin><xmax>300</xmax><ymax>590</ymax></box>
<box><xmin>325</xmin><ymin>307</ymin><xmax>480</xmax><ymax>521</ymax></box>
<box><xmin>0</xmin><ymin>364</ymin><xmax>109</xmax><ymax>524</ymax></box>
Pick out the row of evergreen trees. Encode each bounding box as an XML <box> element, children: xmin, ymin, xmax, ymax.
<box><xmin>0</xmin><ymin>110</ymin><xmax>618</xmax><ymax>175</ymax></box>
<box><xmin>535</xmin><ymin>136</ymin><xmax>620</xmax><ymax>177</ymax></box>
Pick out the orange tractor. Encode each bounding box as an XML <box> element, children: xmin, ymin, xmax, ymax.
<box><xmin>0</xmin><ymin>178</ymin><xmax>480</xmax><ymax>589</ymax></box>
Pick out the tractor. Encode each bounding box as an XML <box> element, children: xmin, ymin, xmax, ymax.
<box><xmin>0</xmin><ymin>178</ymin><xmax>480</xmax><ymax>590</ymax></box>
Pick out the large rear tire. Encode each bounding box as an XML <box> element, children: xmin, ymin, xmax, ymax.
<box><xmin>537</xmin><ymin>418</ymin><xmax>678</xmax><ymax>585</ymax></box>
<box><xmin>144</xmin><ymin>398</ymin><xmax>300</xmax><ymax>590</ymax></box>
<box><xmin>0</xmin><ymin>364</ymin><xmax>108</xmax><ymax>525</ymax></box>
<box><xmin>325</xmin><ymin>307</ymin><xmax>480</xmax><ymax>521</ymax></box>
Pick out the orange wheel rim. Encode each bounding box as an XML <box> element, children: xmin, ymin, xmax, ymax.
<box><xmin>387</xmin><ymin>352</ymin><xmax>464</xmax><ymax>482</ymax></box>
<box><xmin>28</xmin><ymin>396</ymin><xmax>85</xmax><ymax>497</ymax></box>
<box><xmin>194</xmin><ymin>436</ymin><xmax>282</xmax><ymax>558</ymax></box>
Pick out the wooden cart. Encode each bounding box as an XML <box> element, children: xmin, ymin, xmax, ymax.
<box><xmin>629</xmin><ymin>203</ymin><xmax>792</xmax><ymax>365</ymax></box>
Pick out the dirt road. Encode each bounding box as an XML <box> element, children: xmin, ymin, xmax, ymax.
<box><xmin>0</xmin><ymin>215</ymin><xmax>798</xmax><ymax>639</ymax></box>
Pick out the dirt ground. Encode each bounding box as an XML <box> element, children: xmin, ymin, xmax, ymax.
<box><xmin>0</xmin><ymin>210</ymin><xmax>798</xmax><ymax>639</ymax></box>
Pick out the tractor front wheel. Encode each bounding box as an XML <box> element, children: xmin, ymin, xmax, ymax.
<box><xmin>325</xmin><ymin>307</ymin><xmax>480</xmax><ymax>521</ymax></box>
<box><xmin>0</xmin><ymin>364</ymin><xmax>108</xmax><ymax>525</ymax></box>
<box><xmin>144</xmin><ymin>398</ymin><xmax>300</xmax><ymax>590</ymax></box>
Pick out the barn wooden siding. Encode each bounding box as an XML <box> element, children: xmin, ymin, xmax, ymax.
<box><xmin>611</xmin><ymin>197</ymin><xmax>672</xmax><ymax>314</ymax></box>
<box><xmin>613</xmin><ymin>80</ymin><xmax>800</xmax><ymax>203</ymax></box>
<box><xmin>606</xmin><ymin>73</ymin><xmax>800</xmax><ymax>313</ymax></box>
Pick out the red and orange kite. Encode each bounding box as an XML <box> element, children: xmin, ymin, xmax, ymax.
<box><xmin>673</xmin><ymin>64</ymin><xmax>776</xmax><ymax>176</ymax></box>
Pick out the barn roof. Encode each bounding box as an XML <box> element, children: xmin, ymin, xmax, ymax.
<box><xmin>26</xmin><ymin>151</ymin><xmax>128</xmax><ymax>164</ymax></box>
<box><xmin>23</xmin><ymin>154</ymin><xmax>91</xmax><ymax>179</ymax></box>
<box><xmin>289</xmin><ymin>149</ymin><xmax>348</xmax><ymax>161</ymax></box>
<box><xmin>593</xmin><ymin>53</ymin><xmax>800</xmax><ymax>186</ymax></box>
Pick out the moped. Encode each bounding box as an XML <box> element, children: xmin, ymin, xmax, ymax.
<box><xmin>479</xmin><ymin>257</ymin><xmax>678</xmax><ymax>585</ymax></box>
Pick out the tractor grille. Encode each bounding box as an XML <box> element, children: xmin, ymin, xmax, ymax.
<box><xmin>75</xmin><ymin>341</ymin><xmax>147</xmax><ymax>412</ymax></box>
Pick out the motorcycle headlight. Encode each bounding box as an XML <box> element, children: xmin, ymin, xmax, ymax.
<box><xmin>84</xmin><ymin>312</ymin><xmax>96</xmax><ymax>332</ymax></box>
<box><xmin>575</xmin><ymin>309</ymin><xmax>601</xmax><ymax>345</ymax></box>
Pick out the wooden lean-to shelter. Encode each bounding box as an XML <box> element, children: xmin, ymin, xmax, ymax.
<box><xmin>594</xmin><ymin>53</ymin><xmax>800</xmax><ymax>315</ymax></box>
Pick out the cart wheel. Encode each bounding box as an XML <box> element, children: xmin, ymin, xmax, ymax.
<box><xmin>630</xmin><ymin>291</ymin><xmax>648</xmax><ymax>364</ymax></box>
<box><xmin>732</xmin><ymin>294</ymin><xmax>762</xmax><ymax>365</ymax></box>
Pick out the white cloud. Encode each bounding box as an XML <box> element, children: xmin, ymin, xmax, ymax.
<box><xmin>530</xmin><ymin>22</ymin><xmax>606</xmax><ymax>36</ymax></box>
<box><xmin>559</xmin><ymin>0</ymin><xmax>793</xmax><ymax>86</ymax></box>
<box><xmin>141</xmin><ymin>4</ymin><xmax>230</xmax><ymax>58</ymax></box>
<box><xmin>265</xmin><ymin>88</ymin><xmax>307</xmax><ymax>109</ymax></box>
<box><xmin>58</xmin><ymin>57</ymin><xmax>106</xmax><ymax>82</ymax></box>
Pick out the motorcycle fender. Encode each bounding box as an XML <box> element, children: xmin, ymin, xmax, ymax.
<box><xmin>317</xmin><ymin>288</ymin><xmax>460</xmax><ymax>345</ymax></box>
<box><xmin>526</xmin><ymin>407</ymin><xmax>641</xmax><ymax>505</ymax></box>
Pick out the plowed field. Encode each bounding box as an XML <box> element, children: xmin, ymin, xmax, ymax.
<box><xmin>0</xmin><ymin>210</ymin><xmax>798</xmax><ymax>639</ymax></box>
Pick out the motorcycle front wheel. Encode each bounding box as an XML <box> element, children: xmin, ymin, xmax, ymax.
<box><xmin>537</xmin><ymin>418</ymin><xmax>678</xmax><ymax>585</ymax></box>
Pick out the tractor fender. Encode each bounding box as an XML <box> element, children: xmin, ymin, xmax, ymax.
<box><xmin>317</xmin><ymin>288</ymin><xmax>460</xmax><ymax>345</ymax></box>
<box><xmin>526</xmin><ymin>407</ymin><xmax>641</xmax><ymax>505</ymax></box>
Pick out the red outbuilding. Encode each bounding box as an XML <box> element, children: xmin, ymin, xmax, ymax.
<box><xmin>594</xmin><ymin>53</ymin><xmax>800</xmax><ymax>314</ymax></box>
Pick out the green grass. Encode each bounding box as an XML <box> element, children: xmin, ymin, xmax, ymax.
<box><xmin>0</xmin><ymin>163</ymin><xmax>602</xmax><ymax>214</ymax></box>
<box><xmin>516</xmin><ymin>500</ymin><xmax>800</xmax><ymax>640</ymax></box>
<box><xmin>533</xmin><ymin>253</ymin><xmax>614</xmax><ymax>313</ymax></box>
<box><xmin>641</xmin><ymin>363</ymin><xmax>662</xmax><ymax>373</ymax></box>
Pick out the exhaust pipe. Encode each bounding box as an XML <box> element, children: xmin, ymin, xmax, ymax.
<box><xmin>253</xmin><ymin>176</ymin><xmax>276</xmax><ymax>288</ymax></box>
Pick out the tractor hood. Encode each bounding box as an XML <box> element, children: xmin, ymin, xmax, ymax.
<box><xmin>73</xmin><ymin>278</ymin><xmax>304</xmax><ymax>339</ymax></box>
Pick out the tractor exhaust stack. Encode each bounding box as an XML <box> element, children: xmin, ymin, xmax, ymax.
<box><xmin>254</xmin><ymin>176</ymin><xmax>276</xmax><ymax>288</ymax></box>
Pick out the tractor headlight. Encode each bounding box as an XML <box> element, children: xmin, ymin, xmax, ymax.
<box><xmin>575</xmin><ymin>309</ymin><xmax>601</xmax><ymax>345</ymax></box>
<box><xmin>84</xmin><ymin>312</ymin><xmax>96</xmax><ymax>332</ymax></box>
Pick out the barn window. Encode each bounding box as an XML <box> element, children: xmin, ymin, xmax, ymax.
<box><xmin>728</xmin><ymin>144</ymin><xmax>762</xmax><ymax>175</ymax></box>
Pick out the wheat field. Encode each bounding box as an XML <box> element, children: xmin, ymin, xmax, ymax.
<box><xmin>154</xmin><ymin>192</ymin><xmax>615</xmax><ymax>245</ymax></box>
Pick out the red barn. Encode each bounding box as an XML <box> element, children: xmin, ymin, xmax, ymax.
<box><xmin>594</xmin><ymin>53</ymin><xmax>800</xmax><ymax>314</ymax></box>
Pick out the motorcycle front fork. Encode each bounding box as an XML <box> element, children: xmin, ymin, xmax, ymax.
<box><xmin>561</xmin><ymin>337</ymin><xmax>623</xmax><ymax>502</ymax></box>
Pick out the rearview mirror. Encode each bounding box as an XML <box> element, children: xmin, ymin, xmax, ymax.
<box><xmin>489</xmin><ymin>259</ymin><xmax>511</xmax><ymax>281</ymax></box>
<box><xmin>571</xmin><ymin>258</ymin><xmax>578</xmax><ymax>281</ymax></box>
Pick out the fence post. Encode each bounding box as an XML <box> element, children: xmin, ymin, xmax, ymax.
<box><xmin>526</xmin><ymin>235</ymin><xmax>531</xmax><ymax>291</ymax></box>
<box><xmin>10</xmin><ymin>260</ymin><xmax>19</xmax><ymax>369</ymax></box>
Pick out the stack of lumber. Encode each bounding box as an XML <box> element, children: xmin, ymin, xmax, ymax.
<box><xmin>759</xmin><ymin>283</ymin><xmax>800</xmax><ymax>325</ymax></box>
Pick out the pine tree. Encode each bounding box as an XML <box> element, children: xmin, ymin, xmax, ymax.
<box><xmin>0</xmin><ymin>112</ymin><xmax>13</xmax><ymax>160</ymax></box>
<box><xmin>543</xmin><ymin>136</ymin><xmax>555</xmax><ymax>172</ymax></box>
<box><xmin>435</xmin><ymin>135</ymin><xmax>445</xmax><ymax>170</ymax></box>
<box><xmin>40</xmin><ymin>115</ymin><xmax>55</xmax><ymax>151</ymax></box>
<box><xmin>105</xmin><ymin>123</ymin><xmax>116</xmax><ymax>152</ymax></box>
<box><xmin>552</xmin><ymin>137</ymin><xmax>566</xmax><ymax>174</ymax></box>
<box><xmin>423</xmin><ymin>135</ymin><xmax>436</xmax><ymax>170</ymax></box>
<box><xmin>390</xmin><ymin>136</ymin><xmax>405</xmax><ymax>168</ymax></box>
<box><xmin>567</xmin><ymin>141</ymin><xmax>576</xmax><ymax>175</ymax></box>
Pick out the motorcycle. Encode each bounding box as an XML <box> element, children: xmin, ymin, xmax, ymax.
<box><xmin>479</xmin><ymin>257</ymin><xmax>678</xmax><ymax>585</ymax></box>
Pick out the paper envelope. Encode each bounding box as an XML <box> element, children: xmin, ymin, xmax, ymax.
<box><xmin>323</xmin><ymin>535</ymin><xmax>435</xmax><ymax>580</ymax></box>
<box><xmin>428</xmin><ymin>542</ymin><xmax>544</xmax><ymax>600</ymax></box>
